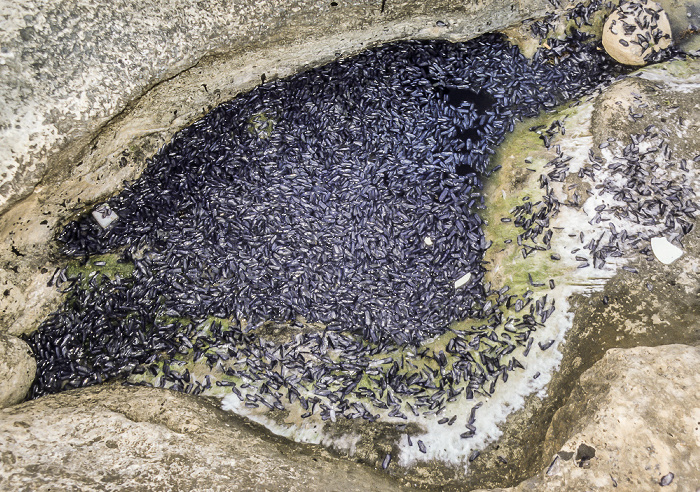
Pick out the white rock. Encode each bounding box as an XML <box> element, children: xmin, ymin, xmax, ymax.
<box><xmin>651</xmin><ymin>236</ymin><xmax>683</xmax><ymax>264</ymax></box>
<box><xmin>91</xmin><ymin>202</ymin><xmax>119</xmax><ymax>228</ymax></box>
<box><xmin>424</xmin><ymin>236</ymin><xmax>434</xmax><ymax>246</ymax></box>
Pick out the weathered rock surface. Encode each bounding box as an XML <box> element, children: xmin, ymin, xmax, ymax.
<box><xmin>602</xmin><ymin>1</ymin><xmax>672</xmax><ymax>66</ymax></box>
<box><xmin>4</xmin><ymin>346</ymin><xmax>698</xmax><ymax>491</ymax></box>
<box><xmin>485</xmin><ymin>345</ymin><xmax>700</xmax><ymax>491</ymax></box>
<box><xmin>656</xmin><ymin>0</ymin><xmax>700</xmax><ymax>54</ymax></box>
<box><xmin>0</xmin><ymin>0</ymin><xmax>548</xmax><ymax>215</ymax></box>
<box><xmin>0</xmin><ymin>333</ymin><xmax>35</xmax><ymax>408</ymax></box>
<box><xmin>1</xmin><ymin>2</ymin><xmax>699</xmax><ymax>490</ymax></box>
<box><xmin>454</xmin><ymin>54</ymin><xmax>700</xmax><ymax>490</ymax></box>
<box><xmin>0</xmin><ymin>384</ymin><xmax>403</xmax><ymax>491</ymax></box>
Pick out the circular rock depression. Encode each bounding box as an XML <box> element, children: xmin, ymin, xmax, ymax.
<box><xmin>24</xmin><ymin>30</ymin><xmax>629</xmax><ymax>479</ymax></box>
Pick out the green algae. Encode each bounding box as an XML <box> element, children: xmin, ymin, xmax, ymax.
<box><xmin>247</xmin><ymin>111</ymin><xmax>277</xmax><ymax>139</ymax></box>
<box><xmin>65</xmin><ymin>253</ymin><xmax>134</xmax><ymax>288</ymax></box>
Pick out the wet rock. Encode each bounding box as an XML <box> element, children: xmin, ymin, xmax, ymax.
<box><xmin>462</xmin><ymin>53</ymin><xmax>699</xmax><ymax>491</ymax></box>
<box><xmin>489</xmin><ymin>345</ymin><xmax>700</xmax><ymax>491</ymax></box>
<box><xmin>656</xmin><ymin>0</ymin><xmax>700</xmax><ymax>55</ymax></box>
<box><xmin>0</xmin><ymin>333</ymin><xmax>35</xmax><ymax>408</ymax></box>
<box><xmin>602</xmin><ymin>1</ymin><xmax>672</xmax><ymax>66</ymax></box>
<box><xmin>0</xmin><ymin>384</ymin><xmax>401</xmax><ymax>491</ymax></box>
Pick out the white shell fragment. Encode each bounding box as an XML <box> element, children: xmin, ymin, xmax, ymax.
<box><xmin>651</xmin><ymin>237</ymin><xmax>683</xmax><ymax>265</ymax></box>
<box><xmin>92</xmin><ymin>203</ymin><xmax>119</xmax><ymax>229</ymax></box>
<box><xmin>454</xmin><ymin>272</ymin><xmax>472</xmax><ymax>289</ymax></box>
<box><xmin>424</xmin><ymin>236</ymin><xmax>434</xmax><ymax>246</ymax></box>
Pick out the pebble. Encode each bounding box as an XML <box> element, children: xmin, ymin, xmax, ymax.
<box><xmin>91</xmin><ymin>203</ymin><xmax>119</xmax><ymax>229</ymax></box>
<box><xmin>651</xmin><ymin>237</ymin><xmax>683</xmax><ymax>264</ymax></box>
<box><xmin>602</xmin><ymin>0</ymin><xmax>673</xmax><ymax>66</ymax></box>
<box><xmin>659</xmin><ymin>472</ymin><xmax>674</xmax><ymax>486</ymax></box>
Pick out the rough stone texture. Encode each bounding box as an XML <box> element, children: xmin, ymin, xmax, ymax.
<box><xmin>1</xmin><ymin>2</ymin><xmax>699</xmax><ymax>490</ymax></box>
<box><xmin>480</xmin><ymin>344</ymin><xmax>700</xmax><ymax>491</ymax></box>
<box><xmin>602</xmin><ymin>1</ymin><xmax>672</xmax><ymax>66</ymax></box>
<box><xmin>0</xmin><ymin>0</ymin><xmax>548</xmax><ymax>214</ymax></box>
<box><xmin>4</xmin><ymin>346</ymin><xmax>698</xmax><ymax>491</ymax></box>
<box><xmin>0</xmin><ymin>333</ymin><xmax>35</xmax><ymax>408</ymax></box>
<box><xmin>0</xmin><ymin>0</ymin><xmax>551</xmax><ymax>337</ymax></box>
<box><xmin>0</xmin><ymin>384</ymin><xmax>404</xmax><ymax>491</ymax></box>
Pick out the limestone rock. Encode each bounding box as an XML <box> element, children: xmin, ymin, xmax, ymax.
<box><xmin>0</xmin><ymin>0</ymin><xmax>550</xmax><ymax>216</ymax></box>
<box><xmin>602</xmin><ymin>1</ymin><xmax>672</xmax><ymax>66</ymax></box>
<box><xmin>0</xmin><ymin>333</ymin><xmax>35</xmax><ymax>408</ymax></box>
<box><xmin>0</xmin><ymin>384</ymin><xmax>402</xmax><ymax>491</ymax></box>
<box><xmin>490</xmin><ymin>345</ymin><xmax>700</xmax><ymax>491</ymax></box>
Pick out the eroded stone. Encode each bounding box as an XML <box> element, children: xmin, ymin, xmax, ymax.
<box><xmin>0</xmin><ymin>333</ymin><xmax>35</xmax><ymax>408</ymax></box>
<box><xmin>0</xmin><ymin>384</ymin><xmax>402</xmax><ymax>491</ymax></box>
<box><xmin>485</xmin><ymin>345</ymin><xmax>700</xmax><ymax>491</ymax></box>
